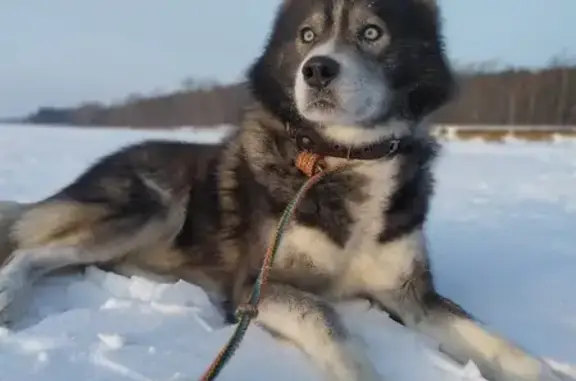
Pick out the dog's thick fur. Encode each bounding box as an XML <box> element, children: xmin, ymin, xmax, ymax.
<box><xmin>0</xmin><ymin>1</ymin><xmax>569</xmax><ymax>380</ymax></box>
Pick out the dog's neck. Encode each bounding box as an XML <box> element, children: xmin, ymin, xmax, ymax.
<box><xmin>286</xmin><ymin>119</ymin><xmax>421</xmax><ymax>161</ymax></box>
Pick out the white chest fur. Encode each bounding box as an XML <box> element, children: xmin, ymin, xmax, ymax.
<box><xmin>270</xmin><ymin>157</ymin><xmax>425</xmax><ymax>296</ymax></box>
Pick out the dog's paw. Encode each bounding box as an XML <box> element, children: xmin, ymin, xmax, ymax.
<box><xmin>543</xmin><ymin>366</ymin><xmax>576</xmax><ymax>381</ymax></box>
<box><xmin>0</xmin><ymin>266</ymin><xmax>27</xmax><ymax>323</ymax></box>
<box><xmin>330</xmin><ymin>341</ymin><xmax>383</xmax><ymax>381</ymax></box>
<box><xmin>493</xmin><ymin>349</ymin><xmax>574</xmax><ymax>381</ymax></box>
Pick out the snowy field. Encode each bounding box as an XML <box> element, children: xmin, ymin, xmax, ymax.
<box><xmin>0</xmin><ymin>124</ymin><xmax>575</xmax><ymax>381</ymax></box>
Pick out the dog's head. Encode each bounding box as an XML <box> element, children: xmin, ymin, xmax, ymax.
<box><xmin>248</xmin><ymin>0</ymin><xmax>454</xmax><ymax>145</ymax></box>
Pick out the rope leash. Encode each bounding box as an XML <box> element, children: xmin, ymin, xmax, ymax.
<box><xmin>199</xmin><ymin>152</ymin><xmax>347</xmax><ymax>380</ymax></box>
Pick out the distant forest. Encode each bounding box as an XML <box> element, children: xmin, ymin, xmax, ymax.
<box><xmin>24</xmin><ymin>59</ymin><xmax>576</xmax><ymax>128</ymax></box>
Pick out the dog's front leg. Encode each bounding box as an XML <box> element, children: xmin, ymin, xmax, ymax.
<box><xmin>369</xmin><ymin>270</ymin><xmax>568</xmax><ymax>381</ymax></box>
<box><xmin>238</xmin><ymin>282</ymin><xmax>382</xmax><ymax>381</ymax></box>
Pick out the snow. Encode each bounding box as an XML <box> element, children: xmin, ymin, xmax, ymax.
<box><xmin>0</xmin><ymin>123</ymin><xmax>575</xmax><ymax>381</ymax></box>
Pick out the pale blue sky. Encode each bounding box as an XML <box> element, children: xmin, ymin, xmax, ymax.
<box><xmin>0</xmin><ymin>0</ymin><xmax>574</xmax><ymax>117</ymax></box>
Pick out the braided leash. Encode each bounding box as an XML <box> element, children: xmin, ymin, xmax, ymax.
<box><xmin>199</xmin><ymin>152</ymin><xmax>346</xmax><ymax>380</ymax></box>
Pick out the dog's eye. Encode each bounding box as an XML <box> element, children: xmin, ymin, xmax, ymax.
<box><xmin>300</xmin><ymin>27</ymin><xmax>316</xmax><ymax>43</ymax></box>
<box><xmin>361</xmin><ymin>25</ymin><xmax>383</xmax><ymax>42</ymax></box>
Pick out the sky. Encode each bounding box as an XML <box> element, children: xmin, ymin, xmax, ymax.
<box><xmin>0</xmin><ymin>0</ymin><xmax>574</xmax><ymax>118</ymax></box>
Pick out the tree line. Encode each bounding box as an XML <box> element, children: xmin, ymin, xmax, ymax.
<box><xmin>25</xmin><ymin>62</ymin><xmax>576</xmax><ymax>128</ymax></box>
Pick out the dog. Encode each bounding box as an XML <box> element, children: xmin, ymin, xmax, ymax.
<box><xmin>0</xmin><ymin>0</ymin><xmax>570</xmax><ymax>380</ymax></box>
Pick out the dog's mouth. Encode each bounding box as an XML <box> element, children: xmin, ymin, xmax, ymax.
<box><xmin>298</xmin><ymin>84</ymin><xmax>389</xmax><ymax>126</ymax></box>
<box><xmin>305</xmin><ymin>91</ymin><xmax>339</xmax><ymax>112</ymax></box>
<box><xmin>309</xmin><ymin>99</ymin><xmax>336</xmax><ymax>110</ymax></box>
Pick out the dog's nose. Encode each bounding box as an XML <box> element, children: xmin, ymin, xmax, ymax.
<box><xmin>302</xmin><ymin>56</ymin><xmax>340</xmax><ymax>89</ymax></box>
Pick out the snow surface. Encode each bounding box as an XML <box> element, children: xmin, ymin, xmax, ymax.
<box><xmin>0</xmin><ymin>124</ymin><xmax>575</xmax><ymax>381</ymax></box>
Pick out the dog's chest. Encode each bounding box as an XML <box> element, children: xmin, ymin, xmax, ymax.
<box><xmin>269</xmin><ymin>158</ymin><xmax>420</xmax><ymax>292</ymax></box>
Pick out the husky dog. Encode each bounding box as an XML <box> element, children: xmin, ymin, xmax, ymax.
<box><xmin>0</xmin><ymin>0</ymin><xmax>569</xmax><ymax>380</ymax></box>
